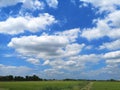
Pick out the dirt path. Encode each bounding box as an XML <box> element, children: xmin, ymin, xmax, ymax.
<box><xmin>81</xmin><ymin>82</ymin><xmax>93</xmax><ymax>90</ymax></box>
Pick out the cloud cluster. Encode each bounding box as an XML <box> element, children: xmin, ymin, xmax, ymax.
<box><xmin>78</xmin><ymin>0</ymin><xmax>120</xmax><ymax>79</ymax></box>
<box><xmin>0</xmin><ymin>0</ymin><xmax>58</xmax><ymax>9</ymax></box>
<box><xmin>81</xmin><ymin>10</ymin><xmax>120</xmax><ymax>40</ymax></box>
<box><xmin>0</xmin><ymin>64</ymin><xmax>32</xmax><ymax>76</ymax></box>
<box><xmin>99</xmin><ymin>39</ymin><xmax>120</xmax><ymax>50</ymax></box>
<box><xmin>0</xmin><ymin>0</ymin><xmax>24</xmax><ymax>7</ymax></box>
<box><xmin>46</xmin><ymin>0</ymin><xmax>58</xmax><ymax>9</ymax></box>
<box><xmin>0</xmin><ymin>13</ymin><xmax>56</xmax><ymax>35</ymax></box>
<box><xmin>8</xmin><ymin>28</ymin><xmax>83</xmax><ymax>61</ymax></box>
<box><xmin>80</xmin><ymin>0</ymin><xmax>120</xmax><ymax>12</ymax></box>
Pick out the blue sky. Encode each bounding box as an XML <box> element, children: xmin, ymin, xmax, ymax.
<box><xmin>0</xmin><ymin>0</ymin><xmax>120</xmax><ymax>80</ymax></box>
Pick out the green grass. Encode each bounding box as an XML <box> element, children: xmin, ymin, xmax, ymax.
<box><xmin>0</xmin><ymin>81</ymin><xmax>88</xmax><ymax>90</ymax></box>
<box><xmin>91</xmin><ymin>81</ymin><xmax>120</xmax><ymax>90</ymax></box>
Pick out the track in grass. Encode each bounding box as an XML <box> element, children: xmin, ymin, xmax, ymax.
<box><xmin>81</xmin><ymin>82</ymin><xmax>93</xmax><ymax>90</ymax></box>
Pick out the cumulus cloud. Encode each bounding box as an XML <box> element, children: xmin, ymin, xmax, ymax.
<box><xmin>46</xmin><ymin>0</ymin><xmax>58</xmax><ymax>8</ymax></box>
<box><xmin>56</xmin><ymin>28</ymin><xmax>80</xmax><ymax>42</ymax></box>
<box><xmin>78</xmin><ymin>50</ymin><xmax>120</xmax><ymax>80</ymax></box>
<box><xmin>8</xmin><ymin>28</ymin><xmax>84</xmax><ymax>65</ymax></box>
<box><xmin>81</xmin><ymin>10</ymin><xmax>120</xmax><ymax>40</ymax></box>
<box><xmin>22</xmin><ymin>0</ymin><xmax>45</xmax><ymax>10</ymax></box>
<box><xmin>0</xmin><ymin>13</ymin><xmax>56</xmax><ymax>35</ymax></box>
<box><xmin>0</xmin><ymin>0</ymin><xmax>44</xmax><ymax>10</ymax></box>
<box><xmin>81</xmin><ymin>18</ymin><xmax>109</xmax><ymax>40</ymax></box>
<box><xmin>8</xmin><ymin>35</ymin><xmax>69</xmax><ymax>59</ymax></box>
<box><xmin>43</xmin><ymin>54</ymin><xmax>102</xmax><ymax>72</ymax></box>
<box><xmin>99</xmin><ymin>39</ymin><xmax>120</xmax><ymax>50</ymax></box>
<box><xmin>0</xmin><ymin>64</ymin><xmax>32</xmax><ymax>76</ymax></box>
<box><xmin>81</xmin><ymin>63</ymin><xmax>120</xmax><ymax>80</ymax></box>
<box><xmin>41</xmin><ymin>51</ymin><xmax>120</xmax><ymax>79</ymax></box>
<box><xmin>80</xmin><ymin>0</ymin><xmax>120</xmax><ymax>42</ymax></box>
<box><xmin>26</xmin><ymin>58</ymin><xmax>40</xmax><ymax>65</ymax></box>
<box><xmin>0</xmin><ymin>0</ymin><xmax>24</xmax><ymax>7</ymax></box>
<box><xmin>80</xmin><ymin>0</ymin><xmax>120</xmax><ymax>12</ymax></box>
<box><xmin>104</xmin><ymin>51</ymin><xmax>120</xmax><ymax>59</ymax></box>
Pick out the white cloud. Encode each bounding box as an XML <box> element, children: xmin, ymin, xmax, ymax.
<box><xmin>42</xmin><ymin>69</ymin><xmax>66</xmax><ymax>79</ymax></box>
<box><xmin>0</xmin><ymin>64</ymin><xmax>32</xmax><ymax>76</ymax></box>
<box><xmin>26</xmin><ymin>58</ymin><xmax>40</xmax><ymax>65</ymax></box>
<box><xmin>106</xmin><ymin>59</ymin><xmax>120</xmax><ymax>64</ymax></box>
<box><xmin>81</xmin><ymin>27</ymin><xmax>108</xmax><ymax>40</ymax></box>
<box><xmin>56</xmin><ymin>28</ymin><xmax>80</xmax><ymax>42</ymax></box>
<box><xmin>43</xmin><ymin>59</ymin><xmax>84</xmax><ymax>71</ymax></box>
<box><xmin>104</xmin><ymin>51</ymin><xmax>120</xmax><ymax>59</ymax></box>
<box><xmin>81</xmin><ymin>10</ymin><xmax>120</xmax><ymax>40</ymax></box>
<box><xmin>108</xmin><ymin>10</ymin><xmax>120</xmax><ymax>28</ymax></box>
<box><xmin>0</xmin><ymin>0</ymin><xmax>44</xmax><ymax>10</ymax></box>
<box><xmin>22</xmin><ymin>0</ymin><xmax>45</xmax><ymax>10</ymax></box>
<box><xmin>0</xmin><ymin>0</ymin><xmax>24</xmax><ymax>7</ymax></box>
<box><xmin>8</xmin><ymin>28</ymin><xmax>85</xmax><ymax>65</ymax></box>
<box><xmin>46</xmin><ymin>0</ymin><xmax>58</xmax><ymax>8</ymax></box>
<box><xmin>43</xmin><ymin>60</ymin><xmax>50</xmax><ymax>65</ymax></box>
<box><xmin>83</xmin><ymin>51</ymin><xmax>120</xmax><ymax>79</ymax></box>
<box><xmin>79</xmin><ymin>2</ymin><xmax>88</xmax><ymax>8</ymax></box>
<box><xmin>81</xmin><ymin>63</ymin><xmax>120</xmax><ymax>80</ymax></box>
<box><xmin>0</xmin><ymin>13</ymin><xmax>56</xmax><ymax>35</ymax></box>
<box><xmin>64</xmin><ymin>43</ymin><xmax>85</xmax><ymax>57</ymax></box>
<box><xmin>99</xmin><ymin>39</ymin><xmax>120</xmax><ymax>50</ymax></box>
<box><xmin>43</xmin><ymin>54</ymin><xmax>102</xmax><ymax>72</ymax></box>
<box><xmin>85</xmin><ymin>45</ymin><xmax>93</xmax><ymax>50</ymax></box>
<box><xmin>8</xmin><ymin>35</ymin><xmax>69</xmax><ymax>59</ymax></box>
<box><xmin>80</xmin><ymin>0</ymin><xmax>120</xmax><ymax>12</ymax></box>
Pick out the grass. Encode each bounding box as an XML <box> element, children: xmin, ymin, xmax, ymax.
<box><xmin>91</xmin><ymin>81</ymin><xmax>120</xmax><ymax>90</ymax></box>
<box><xmin>0</xmin><ymin>81</ymin><xmax>89</xmax><ymax>90</ymax></box>
<box><xmin>2</xmin><ymin>80</ymin><xmax>120</xmax><ymax>90</ymax></box>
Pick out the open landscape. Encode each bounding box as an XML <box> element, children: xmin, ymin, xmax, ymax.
<box><xmin>0</xmin><ymin>0</ymin><xmax>120</xmax><ymax>90</ymax></box>
<box><xmin>0</xmin><ymin>81</ymin><xmax>120</xmax><ymax>90</ymax></box>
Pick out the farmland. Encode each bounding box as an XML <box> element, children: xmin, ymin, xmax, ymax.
<box><xmin>0</xmin><ymin>81</ymin><xmax>89</xmax><ymax>90</ymax></box>
<box><xmin>91</xmin><ymin>81</ymin><xmax>120</xmax><ymax>90</ymax></box>
<box><xmin>0</xmin><ymin>81</ymin><xmax>120</xmax><ymax>90</ymax></box>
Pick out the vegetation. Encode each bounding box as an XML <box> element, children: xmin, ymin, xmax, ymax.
<box><xmin>1</xmin><ymin>75</ymin><xmax>120</xmax><ymax>90</ymax></box>
<box><xmin>91</xmin><ymin>81</ymin><xmax>120</xmax><ymax>90</ymax></box>
<box><xmin>0</xmin><ymin>75</ymin><xmax>43</xmax><ymax>81</ymax></box>
<box><xmin>0</xmin><ymin>81</ymin><xmax>89</xmax><ymax>90</ymax></box>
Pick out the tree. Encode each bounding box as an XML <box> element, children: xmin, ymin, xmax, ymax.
<box><xmin>14</xmin><ymin>76</ymin><xmax>25</xmax><ymax>81</ymax></box>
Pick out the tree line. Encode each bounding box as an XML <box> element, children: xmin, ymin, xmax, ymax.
<box><xmin>0</xmin><ymin>75</ymin><xmax>43</xmax><ymax>81</ymax></box>
<box><xmin>0</xmin><ymin>75</ymin><xmax>117</xmax><ymax>81</ymax></box>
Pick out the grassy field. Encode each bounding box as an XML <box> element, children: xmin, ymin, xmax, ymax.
<box><xmin>1</xmin><ymin>81</ymin><xmax>120</xmax><ymax>90</ymax></box>
<box><xmin>91</xmin><ymin>81</ymin><xmax>120</xmax><ymax>90</ymax></box>
<box><xmin>0</xmin><ymin>81</ymin><xmax>89</xmax><ymax>90</ymax></box>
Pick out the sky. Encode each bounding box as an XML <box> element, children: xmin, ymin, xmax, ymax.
<box><xmin>0</xmin><ymin>0</ymin><xmax>120</xmax><ymax>80</ymax></box>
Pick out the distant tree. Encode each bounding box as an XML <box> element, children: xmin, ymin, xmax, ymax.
<box><xmin>32</xmin><ymin>75</ymin><xmax>39</xmax><ymax>81</ymax></box>
<box><xmin>7</xmin><ymin>75</ymin><xmax>14</xmax><ymax>81</ymax></box>
<box><xmin>110</xmin><ymin>79</ymin><xmax>116</xmax><ymax>81</ymax></box>
<box><xmin>0</xmin><ymin>75</ymin><xmax>13</xmax><ymax>81</ymax></box>
<box><xmin>0</xmin><ymin>75</ymin><xmax>43</xmax><ymax>81</ymax></box>
<box><xmin>63</xmin><ymin>78</ymin><xmax>76</xmax><ymax>81</ymax></box>
<box><xmin>14</xmin><ymin>76</ymin><xmax>25</xmax><ymax>81</ymax></box>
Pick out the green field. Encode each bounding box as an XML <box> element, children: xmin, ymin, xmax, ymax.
<box><xmin>1</xmin><ymin>81</ymin><xmax>120</xmax><ymax>90</ymax></box>
<box><xmin>0</xmin><ymin>81</ymin><xmax>88</xmax><ymax>90</ymax></box>
<box><xmin>91</xmin><ymin>81</ymin><xmax>120</xmax><ymax>90</ymax></box>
